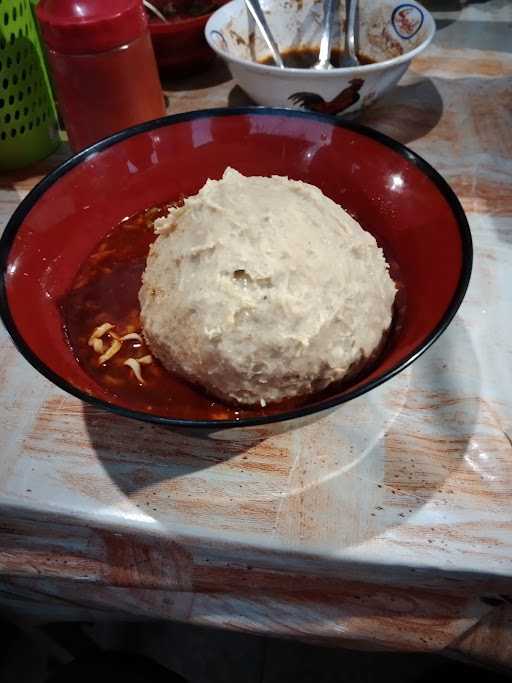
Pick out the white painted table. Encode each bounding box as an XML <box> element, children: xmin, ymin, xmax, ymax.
<box><xmin>1</xmin><ymin>1</ymin><xmax>511</xmax><ymax>670</ymax></box>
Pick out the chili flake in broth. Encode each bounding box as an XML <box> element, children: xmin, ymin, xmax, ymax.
<box><xmin>60</xmin><ymin>203</ymin><xmax>302</xmax><ymax>420</ymax></box>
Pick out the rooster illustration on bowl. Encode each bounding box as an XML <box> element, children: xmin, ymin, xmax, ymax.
<box><xmin>288</xmin><ymin>79</ymin><xmax>365</xmax><ymax>115</ymax></box>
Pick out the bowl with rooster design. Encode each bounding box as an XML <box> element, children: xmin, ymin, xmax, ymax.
<box><xmin>205</xmin><ymin>0</ymin><xmax>435</xmax><ymax>115</ymax></box>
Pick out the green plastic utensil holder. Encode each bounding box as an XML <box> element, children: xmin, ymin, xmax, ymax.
<box><xmin>0</xmin><ymin>0</ymin><xmax>59</xmax><ymax>172</ymax></box>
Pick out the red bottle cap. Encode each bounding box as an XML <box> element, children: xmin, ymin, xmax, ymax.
<box><xmin>36</xmin><ymin>0</ymin><xmax>148</xmax><ymax>55</ymax></box>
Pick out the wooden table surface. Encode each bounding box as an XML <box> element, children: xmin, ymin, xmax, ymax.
<box><xmin>1</xmin><ymin>0</ymin><xmax>511</xmax><ymax>671</ymax></box>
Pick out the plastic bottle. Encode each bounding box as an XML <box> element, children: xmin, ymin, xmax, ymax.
<box><xmin>36</xmin><ymin>0</ymin><xmax>166</xmax><ymax>152</ymax></box>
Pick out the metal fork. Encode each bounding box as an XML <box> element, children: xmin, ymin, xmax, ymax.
<box><xmin>340</xmin><ymin>0</ymin><xmax>360</xmax><ymax>68</ymax></box>
<box><xmin>314</xmin><ymin>0</ymin><xmax>336</xmax><ymax>70</ymax></box>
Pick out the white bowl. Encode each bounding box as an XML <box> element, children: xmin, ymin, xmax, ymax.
<box><xmin>205</xmin><ymin>0</ymin><xmax>435</xmax><ymax>114</ymax></box>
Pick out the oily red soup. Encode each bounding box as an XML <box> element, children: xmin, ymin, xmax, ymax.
<box><xmin>61</xmin><ymin>203</ymin><xmax>404</xmax><ymax>421</ymax></box>
<box><xmin>61</xmin><ymin>204</ymin><xmax>305</xmax><ymax>420</ymax></box>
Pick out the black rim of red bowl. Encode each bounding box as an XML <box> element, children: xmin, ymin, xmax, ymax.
<box><xmin>0</xmin><ymin>107</ymin><xmax>473</xmax><ymax>429</ymax></box>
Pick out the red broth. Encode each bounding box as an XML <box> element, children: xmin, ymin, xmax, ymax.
<box><xmin>61</xmin><ymin>205</ymin><xmax>304</xmax><ymax>420</ymax></box>
<box><xmin>61</xmin><ymin>205</ymin><xmax>404</xmax><ymax>421</ymax></box>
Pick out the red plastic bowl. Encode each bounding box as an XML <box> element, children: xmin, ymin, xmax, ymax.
<box><xmin>148</xmin><ymin>1</ymin><xmax>228</xmax><ymax>76</ymax></box>
<box><xmin>0</xmin><ymin>108</ymin><xmax>472</xmax><ymax>428</ymax></box>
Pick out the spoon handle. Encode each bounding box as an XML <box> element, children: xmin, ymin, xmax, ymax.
<box><xmin>244</xmin><ymin>0</ymin><xmax>284</xmax><ymax>69</ymax></box>
<box><xmin>317</xmin><ymin>0</ymin><xmax>335</xmax><ymax>69</ymax></box>
<box><xmin>143</xmin><ymin>0</ymin><xmax>167</xmax><ymax>23</ymax></box>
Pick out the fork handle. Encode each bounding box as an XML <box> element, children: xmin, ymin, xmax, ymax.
<box><xmin>317</xmin><ymin>0</ymin><xmax>336</xmax><ymax>69</ymax></box>
<box><xmin>345</xmin><ymin>0</ymin><xmax>358</xmax><ymax>61</ymax></box>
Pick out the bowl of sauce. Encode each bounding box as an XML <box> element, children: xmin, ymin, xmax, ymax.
<box><xmin>148</xmin><ymin>0</ymin><xmax>229</xmax><ymax>76</ymax></box>
<box><xmin>205</xmin><ymin>0</ymin><xmax>435</xmax><ymax>114</ymax></box>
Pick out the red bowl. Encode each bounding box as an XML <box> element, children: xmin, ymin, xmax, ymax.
<box><xmin>0</xmin><ymin>108</ymin><xmax>472</xmax><ymax>429</ymax></box>
<box><xmin>148</xmin><ymin>1</ymin><xmax>228</xmax><ymax>77</ymax></box>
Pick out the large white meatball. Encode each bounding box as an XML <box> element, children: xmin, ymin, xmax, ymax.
<box><xmin>139</xmin><ymin>168</ymin><xmax>395</xmax><ymax>406</ymax></box>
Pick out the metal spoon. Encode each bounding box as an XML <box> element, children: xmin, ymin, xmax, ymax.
<box><xmin>314</xmin><ymin>0</ymin><xmax>335</xmax><ymax>70</ymax></box>
<box><xmin>340</xmin><ymin>0</ymin><xmax>360</xmax><ymax>68</ymax></box>
<box><xmin>143</xmin><ymin>1</ymin><xmax>167</xmax><ymax>23</ymax></box>
<box><xmin>244</xmin><ymin>0</ymin><xmax>284</xmax><ymax>69</ymax></box>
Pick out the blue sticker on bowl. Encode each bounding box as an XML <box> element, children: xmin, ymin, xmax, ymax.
<box><xmin>391</xmin><ymin>4</ymin><xmax>424</xmax><ymax>40</ymax></box>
